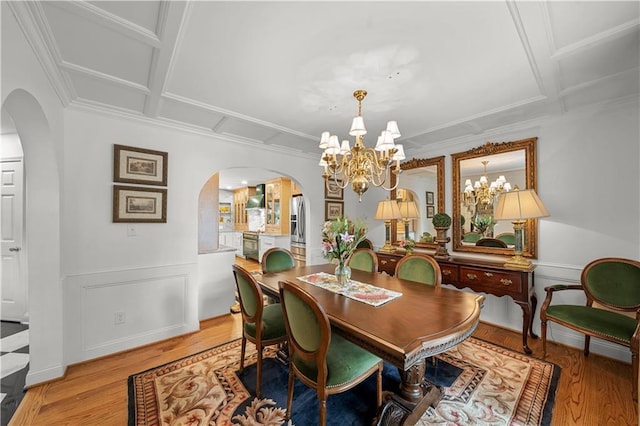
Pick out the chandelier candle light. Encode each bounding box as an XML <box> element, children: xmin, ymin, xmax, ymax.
<box><xmin>319</xmin><ymin>90</ymin><xmax>405</xmax><ymax>201</ymax></box>
<box><xmin>463</xmin><ymin>161</ymin><xmax>512</xmax><ymax>207</ymax></box>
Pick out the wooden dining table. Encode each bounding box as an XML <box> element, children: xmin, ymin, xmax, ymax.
<box><xmin>256</xmin><ymin>263</ymin><xmax>485</xmax><ymax>425</ymax></box>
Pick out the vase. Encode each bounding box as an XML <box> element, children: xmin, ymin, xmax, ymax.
<box><xmin>405</xmin><ymin>248</ymin><xmax>413</xmax><ymax>256</ymax></box>
<box><xmin>335</xmin><ymin>262</ymin><xmax>351</xmax><ymax>285</ymax></box>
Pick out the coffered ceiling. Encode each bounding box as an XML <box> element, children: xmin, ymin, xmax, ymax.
<box><xmin>5</xmin><ymin>1</ymin><xmax>639</xmax><ymax>166</ymax></box>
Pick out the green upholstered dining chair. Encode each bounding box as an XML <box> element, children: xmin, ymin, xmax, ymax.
<box><xmin>261</xmin><ymin>247</ymin><xmax>296</xmax><ymax>274</ymax></box>
<box><xmin>232</xmin><ymin>264</ymin><xmax>287</xmax><ymax>398</ymax></box>
<box><xmin>496</xmin><ymin>232</ymin><xmax>516</xmax><ymax>246</ymax></box>
<box><xmin>278</xmin><ymin>280</ymin><xmax>383</xmax><ymax>425</ymax></box>
<box><xmin>347</xmin><ymin>248</ymin><xmax>379</xmax><ymax>273</ymax></box>
<box><xmin>462</xmin><ymin>232</ymin><xmax>482</xmax><ymax>243</ymax></box>
<box><xmin>475</xmin><ymin>237</ymin><xmax>508</xmax><ymax>248</ymax></box>
<box><xmin>356</xmin><ymin>238</ymin><xmax>374</xmax><ymax>249</ymax></box>
<box><xmin>394</xmin><ymin>254</ymin><xmax>442</xmax><ymax>287</ymax></box>
<box><xmin>540</xmin><ymin>257</ymin><xmax>640</xmax><ymax>400</ymax></box>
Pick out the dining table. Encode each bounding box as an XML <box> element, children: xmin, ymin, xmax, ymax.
<box><xmin>256</xmin><ymin>263</ymin><xmax>485</xmax><ymax>425</ymax></box>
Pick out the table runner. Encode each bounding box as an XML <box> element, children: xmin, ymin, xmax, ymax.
<box><xmin>297</xmin><ymin>272</ymin><xmax>402</xmax><ymax>307</ymax></box>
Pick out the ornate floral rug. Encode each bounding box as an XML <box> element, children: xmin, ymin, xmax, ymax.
<box><xmin>128</xmin><ymin>337</ymin><xmax>559</xmax><ymax>425</ymax></box>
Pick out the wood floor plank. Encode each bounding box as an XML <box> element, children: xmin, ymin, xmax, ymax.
<box><xmin>9</xmin><ymin>257</ymin><xmax>638</xmax><ymax>425</ymax></box>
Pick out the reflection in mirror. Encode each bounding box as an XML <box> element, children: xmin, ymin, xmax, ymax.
<box><xmin>390</xmin><ymin>156</ymin><xmax>445</xmax><ymax>248</ymax></box>
<box><xmin>452</xmin><ymin>138</ymin><xmax>538</xmax><ymax>257</ymax></box>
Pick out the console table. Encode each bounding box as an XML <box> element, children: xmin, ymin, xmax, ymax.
<box><xmin>377</xmin><ymin>251</ymin><xmax>537</xmax><ymax>354</ymax></box>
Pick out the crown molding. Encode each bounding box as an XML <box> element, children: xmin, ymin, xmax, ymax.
<box><xmin>67</xmin><ymin>100</ymin><xmax>317</xmax><ymax>161</ymax></box>
<box><xmin>7</xmin><ymin>2</ymin><xmax>74</xmax><ymax>106</ymax></box>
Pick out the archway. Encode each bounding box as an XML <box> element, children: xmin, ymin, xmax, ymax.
<box><xmin>2</xmin><ymin>89</ymin><xmax>63</xmax><ymax>386</ymax></box>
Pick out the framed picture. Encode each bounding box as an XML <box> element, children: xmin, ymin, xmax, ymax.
<box><xmin>114</xmin><ymin>144</ymin><xmax>168</xmax><ymax>186</ymax></box>
<box><xmin>325</xmin><ymin>201</ymin><xmax>344</xmax><ymax>221</ymax></box>
<box><xmin>113</xmin><ymin>185</ymin><xmax>167</xmax><ymax>223</ymax></box>
<box><xmin>426</xmin><ymin>191</ymin><xmax>434</xmax><ymax>205</ymax></box>
<box><xmin>324</xmin><ymin>179</ymin><xmax>344</xmax><ymax>200</ymax></box>
<box><xmin>426</xmin><ymin>205</ymin><xmax>435</xmax><ymax>218</ymax></box>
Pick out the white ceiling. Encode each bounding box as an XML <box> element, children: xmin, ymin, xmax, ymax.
<box><xmin>5</xmin><ymin>1</ymin><xmax>639</xmax><ymax>188</ymax></box>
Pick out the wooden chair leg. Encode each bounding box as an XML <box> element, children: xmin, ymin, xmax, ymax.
<box><xmin>584</xmin><ymin>335</ymin><xmax>591</xmax><ymax>356</ymax></box>
<box><xmin>541</xmin><ymin>320</ymin><xmax>547</xmax><ymax>358</ymax></box>
<box><xmin>286</xmin><ymin>369</ymin><xmax>295</xmax><ymax>420</ymax></box>
<box><xmin>319</xmin><ymin>398</ymin><xmax>327</xmax><ymax>426</ymax></box>
<box><xmin>632</xmin><ymin>348</ymin><xmax>638</xmax><ymax>401</ymax></box>
<box><xmin>239</xmin><ymin>336</ymin><xmax>247</xmax><ymax>373</ymax></box>
<box><xmin>255</xmin><ymin>344</ymin><xmax>262</xmax><ymax>398</ymax></box>
<box><xmin>376</xmin><ymin>365</ymin><xmax>383</xmax><ymax>408</ymax></box>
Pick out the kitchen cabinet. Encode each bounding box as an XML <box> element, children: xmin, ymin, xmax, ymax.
<box><xmin>264</xmin><ymin>177</ymin><xmax>291</xmax><ymax>235</ymax></box>
<box><xmin>258</xmin><ymin>234</ymin><xmax>291</xmax><ymax>262</ymax></box>
<box><xmin>232</xmin><ymin>232</ymin><xmax>243</xmax><ymax>255</ymax></box>
<box><xmin>376</xmin><ymin>251</ymin><xmax>537</xmax><ymax>354</ymax></box>
<box><xmin>291</xmin><ymin>180</ymin><xmax>303</xmax><ymax>196</ymax></box>
<box><xmin>233</xmin><ymin>187</ymin><xmax>255</xmax><ymax>231</ymax></box>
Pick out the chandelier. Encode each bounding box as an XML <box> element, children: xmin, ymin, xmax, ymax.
<box><xmin>463</xmin><ymin>161</ymin><xmax>512</xmax><ymax>207</ymax></box>
<box><xmin>319</xmin><ymin>90</ymin><xmax>405</xmax><ymax>201</ymax></box>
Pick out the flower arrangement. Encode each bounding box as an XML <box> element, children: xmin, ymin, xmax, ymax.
<box><xmin>321</xmin><ymin>216</ymin><xmax>368</xmax><ymax>266</ymax></box>
<box><xmin>399</xmin><ymin>238</ymin><xmax>416</xmax><ymax>254</ymax></box>
<box><xmin>471</xmin><ymin>215</ymin><xmax>495</xmax><ymax>236</ymax></box>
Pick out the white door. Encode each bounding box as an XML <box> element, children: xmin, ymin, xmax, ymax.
<box><xmin>1</xmin><ymin>159</ymin><xmax>27</xmax><ymax>322</ymax></box>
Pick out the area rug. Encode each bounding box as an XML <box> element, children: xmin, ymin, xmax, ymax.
<box><xmin>128</xmin><ymin>337</ymin><xmax>559</xmax><ymax>425</ymax></box>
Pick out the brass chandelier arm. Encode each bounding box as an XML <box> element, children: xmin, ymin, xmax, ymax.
<box><xmin>318</xmin><ymin>89</ymin><xmax>404</xmax><ymax>201</ymax></box>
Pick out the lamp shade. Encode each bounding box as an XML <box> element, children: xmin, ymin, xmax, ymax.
<box><xmin>397</xmin><ymin>200</ymin><xmax>419</xmax><ymax>219</ymax></box>
<box><xmin>494</xmin><ymin>189</ymin><xmax>549</xmax><ymax>220</ymax></box>
<box><xmin>375</xmin><ymin>199</ymin><xmax>402</xmax><ymax>220</ymax></box>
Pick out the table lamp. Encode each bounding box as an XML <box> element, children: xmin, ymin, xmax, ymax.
<box><xmin>397</xmin><ymin>200</ymin><xmax>419</xmax><ymax>240</ymax></box>
<box><xmin>375</xmin><ymin>199</ymin><xmax>402</xmax><ymax>253</ymax></box>
<box><xmin>493</xmin><ymin>188</ymin><xmax>549</xmax><ymax>270</ymax></box>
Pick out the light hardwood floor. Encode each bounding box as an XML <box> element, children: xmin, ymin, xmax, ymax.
<box><xmin>9</xmin><ymin>257</ymin><xmax>638</xmax><ymax>425</ymax></box>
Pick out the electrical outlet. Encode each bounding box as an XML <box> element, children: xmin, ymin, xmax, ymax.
<box><xmin>114</xmin><ymin>311</ymin><xmax>125</xmax><ymax>324</ymax></box>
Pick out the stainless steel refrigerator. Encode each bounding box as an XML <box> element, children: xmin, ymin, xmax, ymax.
<box><xmin>290</xmin><ymin>195</ymin><xmax>305</xmax><ymax>245</ymax></box>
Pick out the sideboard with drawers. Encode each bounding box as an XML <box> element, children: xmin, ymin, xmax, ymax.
<box><xmin>377</xmin><ymin>251</ymin><xmax>537</xmax><ymax>354</ymax></box>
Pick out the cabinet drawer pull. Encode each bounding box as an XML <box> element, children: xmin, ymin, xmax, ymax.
<box><xmin>484</xmin><ymin>272</ymin><xmax>493</xmax><ymax>277</ymax></box>
<box><xmin>466</xmin><ymin>273</ymin><xmax>477</xmax><ymax>280</ymax></box>
<box><xmin>442</xmin><ymin>270</ymin><xmax>451</xmax><ymax>276</ymax></box>
<box><xmin>500</xmin><ymin>279</ymin><xmax>513</xmax><ymax>286</ymax></box>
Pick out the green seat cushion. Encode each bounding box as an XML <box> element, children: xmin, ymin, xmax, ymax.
<box><xmin>293</xmin><ymin>333</ymin><xmax>381</xmax><ymax>388</ymax></box>
<box><xmin>348</xmin><ymin>252</ymin><xmax>375</xmax><ymax>273</ymax></box>
<box><xmin>264</xmin><ymin>252</ymin><xmax>295</xmax><ymax>273</ymax></box>
<box><xmin>546</xmin><ymin>305</ymin><xmax>637</xmax><ymax>343</ymax></box>
<box><xmin>244</xmin><ymin>303</ymin><xmax>286</xmax><ymax>340</ymax></box>
<box><xmin>397</xmin><ymin>258</ymin><xmax>436</xmax><ymax>286</ymax></box>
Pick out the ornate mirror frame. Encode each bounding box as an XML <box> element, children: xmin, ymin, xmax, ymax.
<box><xmin>452</xmin><ymin>138</ymin><xmax>538</xmax><ymax>257</ymax></box>
<box><xmin>390</xmin><ymin>156</ymin><xmax>445</xmax><ymax>249</ymax></box>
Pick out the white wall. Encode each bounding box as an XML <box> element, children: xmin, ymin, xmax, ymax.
<box><xmin>3</xmin><ymin>2</ymin><xmax>639</xmax><ymax>386</ymax></box>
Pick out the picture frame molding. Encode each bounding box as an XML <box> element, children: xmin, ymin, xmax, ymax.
<box><xmin>426</xmin><ymin>205</ymin><xmax>435</xmax><ymax>218</ymax></box>
<box><xmin>325</xmin><ymin>200</ymin><xmax>344</xmax><ymax>221</ymax></box>
<box><xmin>426</xmin><ymin>191</ymin><xmax>434</xmax><ymax>205</ymax></box>
<box><xmin>324</xmin><ymin>179</ymin><xmax>344</xmax><ymax>200</ymax></box>
<box><xmin>113</xmin><ymin>185</ymin><xmax>167</xmax><ymax>223</ymax></box>
<box><xmin>114</xmin><ymin>144</ymin><xmax>168</xmax><ymax>186</ymax></box>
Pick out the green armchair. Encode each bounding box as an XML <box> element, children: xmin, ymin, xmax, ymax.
<box><xmin>540</xmin><ymin>257</ymin><xmax>640</xmax><ymax>401</ymax></box>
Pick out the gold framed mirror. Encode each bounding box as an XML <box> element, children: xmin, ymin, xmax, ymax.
<box><xmin>390</xmin><ymin>156</ymin><xmax>445</xmax><ymax>248</ymax></box>
<box><xmin>452</xmin><ymin>138</ymin><xmax>538</xmax><ymax>257</ymax></box>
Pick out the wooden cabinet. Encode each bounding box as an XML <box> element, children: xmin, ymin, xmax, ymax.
<box><xmin>233</xmin><ymin>187</ymin><xmax>255</xmax><ymax>231</ymax></box>
<box><xmin>264</xmin><ymin>177</ymin><xmax>291</xmax><ymax>235</ymax></box>
<box><xmin>376</xmin><ymin>251</ymin><xmax>537</xmax><ymax>354</ymax></box>
<box><xmin>258</xmin><ymin>235</ymin><xmax>291</xmax><ymax>262</ymax></box>
<box><xmin>291</xmin><ymin>180</ymin><xmax>303</xmax><ymax>196</ymax></box>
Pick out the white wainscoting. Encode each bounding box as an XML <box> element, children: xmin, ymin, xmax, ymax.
<box><xmin>198</xmin><ymin>250</ymin><xmax>236</xmax><ymax>320</ymax></box>
<box><xmin>64</xmin><ymin>263</ymin><xmax>198</xmax><ymax>364</ymax></box>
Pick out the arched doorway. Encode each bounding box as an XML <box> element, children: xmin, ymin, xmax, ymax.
<box><xmin>2</xmin><ymin>89</ymin><xmax>63</xmax><ymax>386</ymax></box>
